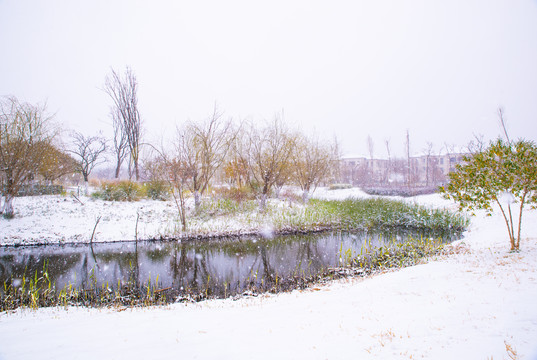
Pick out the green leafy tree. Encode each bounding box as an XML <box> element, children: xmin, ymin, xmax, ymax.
<box><xmin>441</xmin><ymin>138</ymin><xmax>537</xmax><ymax>251</ymax></box>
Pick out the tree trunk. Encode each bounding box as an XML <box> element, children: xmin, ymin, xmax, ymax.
<box><xmin>3</xmin><ymin>194</ymin><xmax>14</xmax><ymax>218</ymax></box>
<box><xmin>83</xmin><ymin>173</ymin><xmax>90</xmax><ymax>196</ymax></box>
<box><xmin>194</xmin><ymin>190</ymin><xmax>201</xmax><ymax>212</ymax></box>
<box><xmin>259</xmin><ymin>193</ymin><xmax>267</xmax><ymax>212</ymax></box>
<box><xmin>507</xmin><ymin>203</ymin><xmax>516</xmax><ymax>248</ymax></box>
<box><xmin>128</xmin><ymin>157</ymin><xmax>133</xmax><ymax>180</ymax></box>
<box><xmin>516</xmin><ymin>194</ymin><xmax>527</xmax><ymax>250</ymax></box>
<box><xmin>171</xmin><ymin>186</ymin><xmax>187</xmax><ymax>232</ymax></box>
<box><xmin>495</xmin><ymin>199</ymin><xmax>516</xmax><ymax>251</ymax></box>
<box><xmin>114</xmin><ymin>161</ymin><xmax>121</xmax><ymax>179</ymax></box>
<box><xmin>302</xmin><ymin>189</ymin><xmax>310</xmax><ymax>204</ymax></box>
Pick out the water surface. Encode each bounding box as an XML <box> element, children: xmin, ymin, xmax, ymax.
<box><xmin>0</xmin><ymin>230</ymin><xmax>456</xmax><ymax>299</ymax></box>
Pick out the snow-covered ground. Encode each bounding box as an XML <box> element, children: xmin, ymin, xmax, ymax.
<box><xmin>1</xmin><ymin>189</ymin><xmax>536</xmax><ymax>359</ymax></box>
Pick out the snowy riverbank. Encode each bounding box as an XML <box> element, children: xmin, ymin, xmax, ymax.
<box><xmin>0</xmin><ymin>187</ymin><xmax>456</xmax><ymax>246</ymax></box>
<box><xmin>1</xmin><ymin>191</ymin><xmax>536</xmax><ymax>359</ymax></box>
<box><xmin>0</xmin><ymin>204</ymin><xmax>536</xmax><ymax>359</ymax></box>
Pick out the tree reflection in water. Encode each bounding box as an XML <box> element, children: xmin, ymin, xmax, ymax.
<box><xmin>0</xmin><ymin>229</ymin><xmax>459</xmax><ymax>299</ymax></box>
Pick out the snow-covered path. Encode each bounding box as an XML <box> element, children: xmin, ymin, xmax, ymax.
<box><xmin>1</xmin><ymin>203</ymin><xmax>536</xmax><ymax>360</ymax></box>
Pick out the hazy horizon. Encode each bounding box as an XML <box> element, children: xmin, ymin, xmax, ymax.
<box><xmin>1</xmin><ymin>0</ymin><xmax>536</xmax><ymax>158</ymax></box>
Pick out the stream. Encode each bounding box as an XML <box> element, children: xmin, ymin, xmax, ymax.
<box><xmin>0</xmin><ymin>229</ymin><xmax>458</xmax><ymax>300</ymax></box>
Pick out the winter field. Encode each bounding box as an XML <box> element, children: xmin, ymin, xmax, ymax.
<box><xmin>0</xmin><ymin>188</ymin><xmax>536</xmax><ymax>359</ymax></box>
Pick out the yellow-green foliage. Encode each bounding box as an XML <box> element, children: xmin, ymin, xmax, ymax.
<box><xmin>441</xmin><ymin>138</ymin><xmax>537</xmax><ymax>250</ymax></box>
<box><xmin>92</xmin><ymin>180</ymin><xmax>145</xmax><ymax>201</ymax></box>
<box><xmin>143</xmin><ymin>180</ymin><xmax>170</xmax><ymax>200</ymax></box>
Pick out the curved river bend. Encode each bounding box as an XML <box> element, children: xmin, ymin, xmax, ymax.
<box><xmin>0</xmin><ymin>229</ymin><xmax>458</xmax><ymax>300</ymax></box>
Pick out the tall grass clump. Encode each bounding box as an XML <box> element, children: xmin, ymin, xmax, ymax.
<box><xmin>332</xmin><ymin>236</ymin><xmax>446</xmax><ymax>277</ymax></box>
<box><xmin>186</xmin><ymin>196</ymin><xmax>467</xmax><ymax>237</ymax></box>
<box><xmin>353</xmin><ymin>237</ymin><xmax>444</xmax><ymax>270</ymax></box>
<box><xmin>1</xmin><ymin>265</ymin><xmax>170</xmax><ymax>311</ymax></box>
<box><xmin>310</xmin><ymin>198</ymin><xmax>468</xmax><ymax>232</ymax></box>
<box><xmin>1</xmin><ymin>262</ymin><xmax>56</xmax><ymax>310</ymax></box>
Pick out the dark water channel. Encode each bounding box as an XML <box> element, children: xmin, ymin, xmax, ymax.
<box><xmin>0</xmin><ymin>230</ymin><xmax>458</xmax><ymax>300</ymax></box>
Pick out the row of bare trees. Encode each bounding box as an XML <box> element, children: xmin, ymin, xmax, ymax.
<box><xmin>0</xmin><ymin>66</ymin><xmax>141</xmax><ymax>217</ymax></box>
<box><xmin>1</xmin><ymin>67</ymin><xmax>337</xmax><ymax>220</ymax></box>
<box><xmin>143</xmin><ymin>110</ymin><xmax>337</xmax><ymax>230</ymax></box>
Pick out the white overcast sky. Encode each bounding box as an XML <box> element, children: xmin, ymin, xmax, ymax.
<box><xmin>1</xmin><ymin>0</ymin><xmax>536</xmax><ymax>157</ymax></box>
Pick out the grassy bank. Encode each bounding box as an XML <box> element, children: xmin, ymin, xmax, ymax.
<box><xmin>1</xmin><ymin>197</ymin><xmax>469</xmax><ymax>310</ymax></box>
<box><xmin>183</xmin><ymin>197</ymin><xmax>469</xmax><ymax>238</ymax></box>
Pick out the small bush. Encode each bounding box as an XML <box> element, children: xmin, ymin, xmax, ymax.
<box><xmin>92</xmin><ymin>180</ymin><xmax>144</xmax><ymax>201</ymax></box>
<box><xmin>328</xmin><ymin>184</ymin><xmax>352</xmax><ymax>190</ymax></box>
<box><xmin>143</xmin><ymin>180</ymin><xmax>170</xmax><ymax>200</ymax></box>
<box><xmin>88</xmin><ymin>178</ymin><xmax>102</xmax><ymax>188</ymax></box>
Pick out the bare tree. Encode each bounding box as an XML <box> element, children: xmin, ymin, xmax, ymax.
<box><xmin>292</xmin><ymin>134</ymin><xmax>332</xmax><ymax>203</ymax></box>
<box><xmin>384</xmin><ymin>139</ymin><xmax>392</xmax><ymax>185</ymax></box>
<box><xmin>104</xmin><ymin>67</ymin><xmax>142</xmax><ymax>181</ymax></box>
<box><xmin>0</xmin><ymin>96</ymin><xmax>55</xmax><ymax>218</ymax></box>
<box><xmin>328</xmin><ymin>135</ymin><xmax>342</xmax><ymax>184</ymax></box>
<box><xmin>405</xmin><ymin>130</ymin><xmax>411</xmax><ymax>187</ymax></box>
<box><xmin>423</xmin><ymin>142</ymin><xmax>434</xmax><ymax>186</ymax></box>
<box><xmin>241</xmin><ymin>116</ymin><xmax>295</xmax><ymax>211</ymax></box>
<box><xmin>69</xmin><ymin>131</ymin><xmax>107</xmax><ymax>195</ymax></box>
<box><xmin>498</xmin><ymin>107</ymin><xmax>511</xmax><ymax>144</ymax></box>
<box><xmin>273</xmin><ymin>160</ymin><xmax>294</xmax><ymax>199</ymax></box>
<box><xmin>111</xmin><ymin>108</ymin><xmax>129</xmax><ymax>178</ymax></box>
<box><xmin>143</xmin><ymin>143</ymin><xmax>189</xmax><ymax>231</ymax></box>
<box><xmin>163</xmin><ymin>153</ymin><xmax>189</xmax><ymax>231</ymax></box>
<box><xmin>175</xmin><ymin>106</ymin><xmax>235</xmax><ymax>211</ymax></box>
<box><xmin>466</xmin><ymin>135</ymin><xmax>486</xmax><ymax>155</ymax></box>
<box><xmin>366</xmin><ymin>135</ymin><xmax>376</xmax><ymax>184</ymax></box>
<box><xmin>367</xmin><ymin>135</ymin><xmax>374</xmax><ymax>160</ymax></box>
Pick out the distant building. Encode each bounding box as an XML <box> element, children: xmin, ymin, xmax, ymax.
<box><xmin>340</xmin><ymin>153</ymin><xmax>466</xmax><ymax>188</ymax></box>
